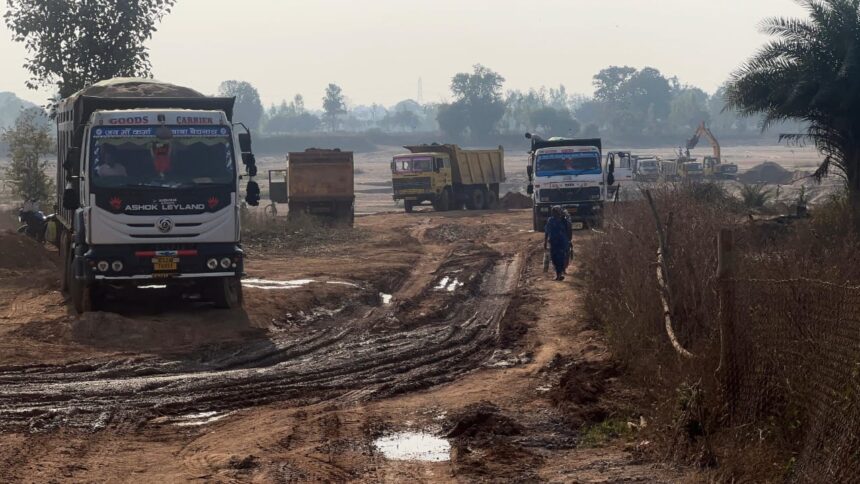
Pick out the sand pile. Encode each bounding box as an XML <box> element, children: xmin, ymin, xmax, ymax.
<box><xmin>500</xmin><ymin>192</ymin><xmax>533</xmax><ymax>209</ymax></box>
<box><xmin>73</xmin><ymin>78</ymin><xmax>204</xmax><ymax>99</ymax></box>
<box><xmin>0</xmin><ymin>230</ymin><xmax>55</xmax><ymax>270</ymax></box>
<box><xmin>739</xmin><ymin>162</ymin><xmax>795</xmax><ymax>185</ymax></box>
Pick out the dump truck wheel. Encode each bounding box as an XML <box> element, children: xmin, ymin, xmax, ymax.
<box><xmin>69</xmin><ymin>277</ymin><xmax>93</xmax><ymax>314</ymax></box>
<box><xmin>404</xmin><ymin>200</ymin><xmax>414</xmax><ymax>213</ymax></box>
<box><xmin>434</xmin><ymin>189</ymin><xmax>451</xmax><ymax>212</ymax></box>
<box><xmin>466</xmin><ymin>188</ymin><xmax>485</xmax><ymax>210</ymax></box>
<box><xmin>209</xmin><ymin>277</ymin><xmax>243</xmax><ymax>309</ymax></box>
<box><xmin>485</xmin><ymin>189</ymin><xmax>499</xmax><ymax>209</ymax></box>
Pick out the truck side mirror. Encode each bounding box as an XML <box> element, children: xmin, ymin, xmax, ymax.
<box><xmin>245</xmin><ymin>180</ymin><xmax>261</xmax><ymax>206</ymax></box>
<box><xmin>238</xmin><ymin>132</ymin><xmax>252</xmax><ymax>153</ymax></box>
<box><xmin>63</xmin><ymin>147</ymin><xmax>80</xmax><ymax>172</ymax></box>
<box><xmin>242</xmin><ymin>153</ymin><xmax>257</xmax><ymax>175</ymax></box>
<box><xmin>527</xmin><ymin>185</ymin><xmax>534</xmax><ymax>195</ymax></box>
<box><xmin>526</xmin><ymin>165</ymin><xmax>533</xmax><ymax>178</ymax></box>
<box><xmin>62</xmin><ymin>187</ymin><xmax>80</xmax><ymax>210</ymax></box>
<box><xmin>607</xmin><ymin>173</ymin><xmax>615</xmax><ymax>186</ymax></box>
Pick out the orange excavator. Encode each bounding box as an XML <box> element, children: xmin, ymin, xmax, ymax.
<box><xmin>686</xmin><ymin>122</ymin><xmax>738</xmax><ymax>179</ymax></box>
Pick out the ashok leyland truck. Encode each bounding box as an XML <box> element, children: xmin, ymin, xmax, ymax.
<box><xmin>525</xmin><ymin>133</ymin><xmax>615</xmax><ymax>232</ymax></box>
<box><xmin>55</xmin><ymin>78</ymin><xmax>260</xmax><ymax>313</ymax></box>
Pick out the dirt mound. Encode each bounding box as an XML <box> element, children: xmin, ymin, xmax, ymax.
<box><xmin>444</xmin><ymin>402</ymin><xmax>522</xmax><ymax>439</ymax></box>
<box><xmin>74</xmin><ymin>78</ymin><xmax>204</xmax><ymax>98</ymax></box>
<box><xmin>739</xmin><ymin>162</ymin><xmax>794</xmax><ymax>184</ymax></box>
<box><xmin>500</xmin><ymin>191</ymin><xmax>533</xmax><ymax>209</ymax></box>
<box><xmin>0</xmin><ymin>231</ymin><xmax>56</xmax><ymax>270</ymax></box>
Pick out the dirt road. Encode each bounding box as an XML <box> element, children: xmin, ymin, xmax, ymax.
<box><xmin>0</xmin><ymin>210</ymin><xmax>691</xmax><ymax>482</ymax></box>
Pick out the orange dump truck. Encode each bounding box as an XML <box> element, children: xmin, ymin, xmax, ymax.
<box><xmin>287</xmin><ymin>149</ymin><xmax>355</xmax><ymax>225</ymax></box>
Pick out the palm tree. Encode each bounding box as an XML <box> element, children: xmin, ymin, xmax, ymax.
<box><xmin>725</xmin><ymin>0</ymin><xmax>860</xmax><ymax>226</ymax></box>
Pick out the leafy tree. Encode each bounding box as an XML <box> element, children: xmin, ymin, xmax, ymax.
<box><xmin>2</xmin><ymin>108</ymin><xmax>54</xmax><ymax>204</ymax></box>
<box><xmin>441</xmin><ymin>64</ymin><xmax>506</xmax><ymax>139</ymax></box>
<box><xmin>4</xmin><ymin>0</ymin><xmax>175</xmax><ymax>100</ymax></box>
<box><xmin>529</xmin><ymin>107</ymin><xmax>579</xmax><ymax>136</ymax></box>
<box><xmin>726</xmin><ymin>0</ymin><xmax>860</xmax><ymax>225</ymax></box>
<box><xmin>669</xmin><ymin>87</ymin><xmax>710</xmax><ymax>134</ymax></box>
<box><xmin>218</xmin><ymin>80</ymin><xmax>264</xmax><ymax>131</ymax></box>
<box><xmin>437</xmin><ymin>102</ymin><xmax>470</xmax><ymax>138</ymax></box>
<box><xmin>382</xmin><ymin>109</ymin><xmax>420</xmax><ymax>132</ymax></box>
<box><xmin>266</xmin><ymin>112</ymin><xmax>321</xmax><ymax>133</ymax></box>
<box><xmin>322</xmin><ymin>83</ymin><xmax>347</xmax><ymax>131</ymax></box>
<box><xmin>593</xmin><ymin>66</ymin><xmax>637</xmax><ymax>102</ymax></box>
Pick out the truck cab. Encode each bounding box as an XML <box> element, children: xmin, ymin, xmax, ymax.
<box><xmin>392</xmin><ymin>152</ymin><xmax>452</xmax><ymax>212</ymax></box>
<box><xmin>680</xmin><ymin>161</ymin><xmax>704</xmax><ymax>181</ymax></box>
<box><xmin>526</xmin><ymin>134</ymin><xmax>612</xmax><ymax>232</ymax></box>
<box><xmin>634</xmin><ymin>156</ymin><xmax>661</xmax><ymax>181</ymax></box>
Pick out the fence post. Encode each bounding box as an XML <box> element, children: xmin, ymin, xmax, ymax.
<box><xmin>717</xmin><ymin>228</ymin><xmax>737</xmax><ymax>416</ymax></box>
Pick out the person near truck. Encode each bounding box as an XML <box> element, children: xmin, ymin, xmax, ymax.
<box><xmin>544</xmin><ymin>205</ymin><xmax>572</xmax><ymax>281</ymax></box>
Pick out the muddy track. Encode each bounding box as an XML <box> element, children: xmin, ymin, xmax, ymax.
<box><xmin>0</xmin><ymin>245</ymin><xmax>524</xmax><ymax>432</ymax></box>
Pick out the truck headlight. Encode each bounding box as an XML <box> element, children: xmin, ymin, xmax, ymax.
<box><xmin>97</xmin><ymin>260</ymin><xmax>109</xmax><ymax>272</ymax></box>
<box><xmin>111</xmin><ymin>261</ymin><xmax>123</xmax><ymax>272</ymax></box>
<box><xmin>220</xmin><ymin>257</ymin><xmax>232</xmax><ymax>269</ymax></box>
<box><xmin>207</xmin><ymin>258</ymin><xmax>218</xmax><ymax>270</ymax></box>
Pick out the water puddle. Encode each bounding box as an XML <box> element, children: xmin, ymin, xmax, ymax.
<box><xmin>380</xmin><ymin>293</ymin><xmax>393</xmax><ymax>305</ymax></box>
<box><xmin>434</xmin><ymin>276</ymin><xmax>463</xmax><ymax>292</ymax></box>
<box><xmin>242</xmin><ymin>278</ymin><xmax>315</xmax><ymax>290</ymax></box>
<box><xmin>172</xmin><ymin>411</ymin><xmax>231</xmax><ymax>427</ymax></box>
<box><xmin>374</xmin><ymin>431</ymin><xmax>451</xmax><ymax>462</ymax></box>
<box><xmin>326</xmin><ymin>281</ymin><xmax>360</xmax><ymax>288</ymax></box>
<box><xmin>138</xmin><ymin>284</ymin><xmax>167</xmax><ymax>289</ymax></box>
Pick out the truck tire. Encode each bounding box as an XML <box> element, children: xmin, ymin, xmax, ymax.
<box><xmin>69</xmin><ymin>276</ymin><xmax>94</xmax><ymax>314</ymax></box>
<box><xmin>60</xmin><ymin>230</ymin><xmax>71</xmax><ymax>293</ymax></box>
<box><xmin>433</xmin><ymin>189</ymin><xmax>451</xmax><ymax>212</ymax></box>
<box><xmin>209</xmin><ymin>276</ymin><xmax>243</xmax><ymax>309</ymax></box>
<box><xmin>466</xmin><ymin>187</ymin><xmax>485</xmax><ymax>210</ymax></box>
<box><xmin>404</xmin><ymin>200</ymin><xmax>414</xmax><ymax>213</ymax></box>
<box><xmin>485</xmin><ymin>189</ymin><xmax>499</xmax><ymax>209</ymax></box>
<box><xmin>533</xmin><ymin>208</ymin><xmax>546</xmax><ymax>233</ymax></box>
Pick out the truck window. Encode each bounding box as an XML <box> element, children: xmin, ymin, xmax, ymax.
<box><xmin>90</xmin><ymin>126</ymin><xmax>234</xmax><ymax>189</ymax></box>
<box><xmin>535</xmin><ymin>152</ymin><xmax>600</xmax><ymax>176</ymax></box>
<box><xmin>393</xmin><ymin>157</ymin><xmax>433</xmax><ymax>173</ymax></box>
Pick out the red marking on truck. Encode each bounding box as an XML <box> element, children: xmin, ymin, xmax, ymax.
<box><xmin>110</xmin><ymin>197</ymin><xmax>122</xmax><ymax>210</ymax></box>
<box><xmin>207</xmin><ymin>196</ymin><xmax>219</xmax><ymax>209</ymax></box>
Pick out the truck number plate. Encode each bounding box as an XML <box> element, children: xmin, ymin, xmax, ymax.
<box><xmin>153</xmin><ymin>256</ymin><xmax>178</xmax><ymax>272</ymax></box>
<box><xmin>572</xmin><ymin>222</ymin><xmax>584</xmax><ymax>230</ymax></box>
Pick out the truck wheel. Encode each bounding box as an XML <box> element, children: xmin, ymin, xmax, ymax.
<box><xmin>60</xmin><ymin>231</ymin><xmax>71</xmax><ymax>293</ymax></box>
<box><xmin>210</xmin><ymin>277</ymin><xmax>243</xmax><ymax>309</ymax></box>
<box><xmin>485</xmin><ymin>189</ymin><xmax>499</xmax><ymax>210</ymax></box>
<box><xmin>466</xmin><ymin>188</ymin><xmax>485</xmax><ymax>210</ymax></box>
<box><xmin>434</xmin><ymin>189</ymin><xmax>451</xmax><ymax>212</ymax></box>
<box><xmin>404</xmin><ymin>200</ymin><xmax>414</xmax><ymax>213</ymax></box>
<box><xmin>69</xmin><ymin>276</ymin><xmax>93</xmax><ymax>314</ymax></box>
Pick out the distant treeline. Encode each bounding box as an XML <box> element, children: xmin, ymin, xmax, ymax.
<box><xmin>220</xmin><ymin>64</ymin><xmax>805</xmax><ymax>149</ymax></box>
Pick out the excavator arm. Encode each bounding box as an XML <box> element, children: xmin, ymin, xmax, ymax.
<box><xmin>685</xmin><ymin>122</ymin><xmax>721</xmax><ymax>160</ymax></box>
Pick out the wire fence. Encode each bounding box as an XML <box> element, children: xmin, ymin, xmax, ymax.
<box><xmin>731</xmin><ymin>276</ymin><xmax>860</xmax><ymax>483</ymax></box>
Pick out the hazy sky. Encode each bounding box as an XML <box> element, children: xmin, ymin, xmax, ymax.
<box><xmin>0</xmin><ymin>0</ymin><xmax>807</xmax><ymax>109</ymax></box>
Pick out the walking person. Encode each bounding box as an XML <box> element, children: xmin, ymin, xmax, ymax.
<box><xmin>544</xmin><ymin>206</ymin><xmax>572</xmax><ymax>281</ymax></box>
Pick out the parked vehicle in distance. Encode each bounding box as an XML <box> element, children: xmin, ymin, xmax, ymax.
<box><xmin>634</xmin><ymin>156</ymin><xmax>661</xmax><ymax>181</ymax></box>
<box><xmin>391</xmin><ymin>144</ymin><xmax>505</xmax><ymax>213</ymax></box>
<box><xmin>680</xmin><ymin>161</ymin><xmax>705</xmax><ymax>181</ymax></box>
<box><xmin>287</xmin><ymin>149</ymin><xmax>355</xmax><ymax>225</ymax></box>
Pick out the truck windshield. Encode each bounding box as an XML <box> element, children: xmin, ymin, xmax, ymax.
<box><xmin>393</xmin><ymin>157</ymin><xmax>433</xmax><ymax>173</ymax></box>
<box><xmin>90</xmin><ymin>126</ymin><xmax>234</xmax><ymax>189</ymax></box>
<box><xmin>535</xmin><ymin>152</ymin><xmax>601</xmax><ymax>177</ymax></box>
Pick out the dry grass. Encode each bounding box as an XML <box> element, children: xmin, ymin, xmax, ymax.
<box><xmin>579</xmin><ymin>183</ymin><xmax>859</xmax><ymax>480</ymax></box>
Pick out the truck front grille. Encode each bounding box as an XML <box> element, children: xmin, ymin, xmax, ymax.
<box><xmin>539</xmin><ymin>187</ymin><xmax>601</xmax><ymax>203</ymax></box>
<box><xmin>393</xmin><ymin>177</ymin><xmax>431</xmax><ymax>192</ymax></box>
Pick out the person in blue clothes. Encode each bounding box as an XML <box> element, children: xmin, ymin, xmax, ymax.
<box><xmin>544</xmin><ymin>205</ymin><xmax>572</xmax><ymax>281</ymax></box>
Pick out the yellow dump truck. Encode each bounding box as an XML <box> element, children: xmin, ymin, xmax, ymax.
<box><xmin>286</xmin><ymin>149</ymin><xmax>354</xmax><ymax>225</ymax></box>
<box><xmin>391</xmin><ymin>144</ymin><xmax>505</xmax><ymax>212</ymax></box>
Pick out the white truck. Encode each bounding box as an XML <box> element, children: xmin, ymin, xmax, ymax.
<box><xmin>525</xmin><ymin>134</ymin><xmax>615</xmax><ymax>232</ymax></box>
<box><xmin>55</xmin><ymin>78</ymin><xmax>260</xmax><ymax>313</ymax></box>
<box><xmin>634</xmin><ymin>156</ymin><xmax>661</xmax><ymax>181</ymax></box>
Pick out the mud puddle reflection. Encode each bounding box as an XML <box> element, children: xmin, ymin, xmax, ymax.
<box><xmin>374</xmin><ymin>431</ymin><xmax>451</xmax><ymax>462</ymax></box>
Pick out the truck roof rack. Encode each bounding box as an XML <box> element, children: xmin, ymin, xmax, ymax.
<box><xmin>525</xmin><ymin>133</ymin><xmax>602</xmax><ymax>152</ymax></box>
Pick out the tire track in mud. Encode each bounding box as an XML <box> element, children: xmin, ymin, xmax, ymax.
<box><xmin>0</xmin><ymin>246</ymin><xmax>524</xmax><ymax>432</ymax></box>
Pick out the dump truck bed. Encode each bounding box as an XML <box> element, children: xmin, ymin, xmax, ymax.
<box><xmin>404</xmin><ymin>144</ymin><xmax>504</xmax><ymax>186</ymax></box>
<box><xmin>288</xmin><ymin>149</ymin><xmax>355</xmax><ymax>201</ymax></box>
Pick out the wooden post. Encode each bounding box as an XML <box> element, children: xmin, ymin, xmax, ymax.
<box><xmin>717</xmin><ymin>228</ymin><xmax>737</xmax><ymax>414</ymax></box>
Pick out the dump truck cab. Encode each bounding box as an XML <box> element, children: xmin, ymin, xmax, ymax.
<box><xmin>680</xmin><ymin>161</ymin><xmax>704</xmax><ymax>181</ymax></box>
<box><xmin>635</xmin><ymin>157</ymin><xmax>661</xmax><ymax>181</ymax></box>
<box><xmin>392</xmin><ymin>151</ymin><xmax>451</xmax><ymax>211</ymax></box>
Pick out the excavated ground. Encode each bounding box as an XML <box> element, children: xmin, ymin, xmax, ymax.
<box><xmin>0</xmin><ymin>210</ymin><xmax>694</xmax><ymax>482</ymax></box>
